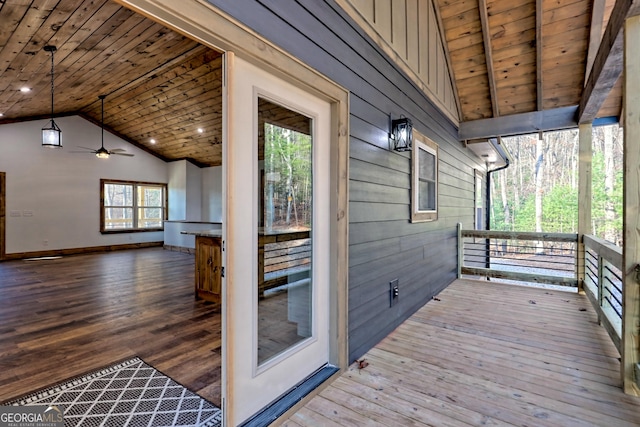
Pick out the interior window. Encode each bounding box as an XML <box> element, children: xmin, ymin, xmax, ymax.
<box><xmin>101</xmin><ymin>179</ymin><xmax>167</xmax><ymax>232</ymax></box>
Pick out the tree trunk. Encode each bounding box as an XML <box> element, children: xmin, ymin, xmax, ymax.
<box><xmin>535</xmin><ymin>134</ymin><xmax>545</xmax><ymax>253</ymax></box>
<box><xmin>603</xmin><ymin>125</ymin><xmax>616</xmax><ymax>243</ymax></box>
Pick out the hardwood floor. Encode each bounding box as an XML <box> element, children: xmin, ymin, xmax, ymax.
<box><xmin>284</xmin><ymin>279</ymin><xmax>640</xmax><ymax>426</ymax></box>
<box><xmin>0</xmin><ymin>248</ymin><xmax>222</xmax><ymax>406</ymax></box>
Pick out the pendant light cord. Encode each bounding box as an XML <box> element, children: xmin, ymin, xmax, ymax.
<box><xmin>44</xmin><ymin>45</ymin><xmax>57</xmax><ymax>120</ymax></box>
<box><xmin>100</xmin><ymin>95</ymin><xmax>106</xmax><ymax>149</ymax></box>
<box><xmin>50</xmin><ymin>48</ymin><xmax>54</xmax><ymax>119</ymax></box>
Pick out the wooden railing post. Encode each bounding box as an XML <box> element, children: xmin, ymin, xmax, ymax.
<box><xmin>457</xmin><ymin>223</ymin><xmax>462</xmax><ymax>278</ymax></box>
<box><xmin>578</xmin><ymin>123</ymin><xmax>592</xmax><ymax>294</ymax></box>
<box><xmin>622</xmin><ymin>14</ymin><xmax>640</xmax><ymax>396</ymax></box>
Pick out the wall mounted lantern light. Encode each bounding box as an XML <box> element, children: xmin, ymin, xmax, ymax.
<box><xmin>42</xmin><ymin>45</ymin><xmax>62</xmax><ymax>148</ymax></box>
<box><xmin>391</xmin><ymin>116</ymin><xmax>413</xmax><ymax>152</ymax></box>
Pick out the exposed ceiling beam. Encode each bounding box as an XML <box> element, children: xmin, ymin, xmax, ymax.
<box><xmin>578</xmin><ymin>0</ymin><xmax>640</xmax><ymax>123</ymax></box>
<box><xmin>478</xmin><ymin>0</ymin><xmax>499</xmax><ymax>117</ymax></box>
<box><xmin>459</xmin><ymin>106</ymin><xmax>578</xmax><ymax>140</ymax></box>
<box><xmin>585</xmin><ymin>0</ymin><xmax>607</xmax><ymax>84</ymax></box>
<box><xmin>536</xmin><ymin>0</ymin><xmax>543</xmax><ymax>110</ymax></box>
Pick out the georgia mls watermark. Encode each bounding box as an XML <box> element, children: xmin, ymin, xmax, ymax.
<box><xmin>0</xmin><ymin>405</ymin><xmax>64</xmax><ymax>427</ymax></box>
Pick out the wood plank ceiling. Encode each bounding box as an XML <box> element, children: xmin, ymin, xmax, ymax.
<box><xmin>0</xmin><ymin>0</ymin><xmax>628</xmax><ymax>167</ymax></box>
<box><xmin>435</xmin><ymin>0</ymin><xmax>622</xmax><ymax>124</ymax></box>
<box><xmin>0</xmin><ymin>0</ymin><xmax>223</xmax><ymax>167</ymax></box>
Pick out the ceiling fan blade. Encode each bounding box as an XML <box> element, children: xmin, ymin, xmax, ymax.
<box><xmin>69</xmin><ymin>150</ymin><xmax>97</xmax><ymax>153</ymax></box>
<box><xmin>111</xmin><ymin>152</ymin><xmax>135</xmax><ymax>157</ymax></box>
<box><xmin>109</xmin><ymin>148</ymin><xmax>127</xmax><ymax>152</ymax></box>
<box><xmin>76</xmin><ymin>146</ymin><xmax>98</xmax><ymax>151</ymax></box>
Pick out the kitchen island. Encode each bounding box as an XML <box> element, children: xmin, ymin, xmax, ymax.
<box><xmin>181</xmin><ymin>229</ymin><xmax>222</xmax><ymax>303</ymax></box>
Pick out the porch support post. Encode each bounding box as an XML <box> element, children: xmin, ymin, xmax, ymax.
<box><xmin>622</xmin><ymin>14</ymin><xmax>640</xmax><ymax>396</ymax></box>
<box><xmin>578</xmin><ymin>122</ymin><xmax>592</xmax><ymax>294</ymax></box>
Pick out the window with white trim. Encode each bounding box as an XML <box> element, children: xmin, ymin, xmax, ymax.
<box><xmin>100</xmin><ymin>179</ymin><xmax>167</xmax><ymax>232</ymax></box>
<box><xmin>411</xmin><ymin>131</ymin><xmax>438</xmax><ymax>222</ymax></box>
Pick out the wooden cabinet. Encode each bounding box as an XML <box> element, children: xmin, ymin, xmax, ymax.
<box><xmin>195</xmin><ymin>235</ymin><xmax>222</xmax><ymax>303</ymax></box>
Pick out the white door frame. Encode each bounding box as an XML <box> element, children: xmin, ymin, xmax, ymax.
<box><xmin>112</xmin><ymin>1</ymin><xmax>349</xmax><ymax>425</ymax></box>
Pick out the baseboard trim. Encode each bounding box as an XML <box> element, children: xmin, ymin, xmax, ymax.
<box><xmin>2</xmin><ymin>241</ymin><xmax>164</xmax><ymax>261</ymax></box>
<box><xmin>163</xmin><ymin>244</ymin><xmax>196</xmax><ymax>254</ymax></box>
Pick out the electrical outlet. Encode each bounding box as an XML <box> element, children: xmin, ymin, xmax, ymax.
<box><xmin>390</xmin><ymin>279</ymin><xmax>399</xmax><ymax>307</ymax></box>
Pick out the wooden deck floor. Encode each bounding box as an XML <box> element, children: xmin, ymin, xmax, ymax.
<box><xmin>283</xmin><ymin>279</ymin><xmax>640</xmax><ymax>427</ymax></box>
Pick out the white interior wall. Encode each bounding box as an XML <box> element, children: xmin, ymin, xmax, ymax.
<box><xmin>0</xmin><ymin>116</ymin><xmax>168</xmax><ymax>254</ymax></box>
<box><xmin>168</xmin><ymin>161</ymin><xmax>187</xmax><ymax>220</ymax></box>
<box><xmin>186</xmin><ymin>161</ymin><xmax>202</xmax><ymax>221</ymax></box>
<box><xmin>202</xmin><ymin>166</ymin><xmax>223</xmax><ymax>222</ymax></box>
<box><xmin>0</xmin><ymin>116</ymin><xmax>224</xmax><ymax>255</ymax></box>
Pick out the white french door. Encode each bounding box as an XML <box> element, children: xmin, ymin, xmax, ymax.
<box><xmin>222</xmin><ymin>52</ymin><xmax>332</xmax><ymax>426</ymax></box>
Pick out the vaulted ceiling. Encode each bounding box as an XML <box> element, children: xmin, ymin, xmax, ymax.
<box><xmin>0</xmin><ymin>0</ymin><xmax>223</xmax><ymax>167</ymax></box>
<box><xmin>0</xmin><ymin>0</ymin><xmax>632</xmax><ymax>167</ymax></box>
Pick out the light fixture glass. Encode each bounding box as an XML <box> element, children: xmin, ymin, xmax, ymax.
<box><xmin>21</xmin><ymin>87</ymin><xmax>31</xmax><ymax>93</ymax></box>
<box><xmin>41</xmin><ymin>45</ymin><xmax>62</xmax><ymax>148</ymax></box>
<box><xmin>391</xmin><ymin>116</ymin><xmax>412</xmax><ymax>152</ymax></box>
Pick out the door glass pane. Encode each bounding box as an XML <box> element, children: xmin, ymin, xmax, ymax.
<box><xmin>257</xmin><ymin>97</ymin><xmax>313</xmax><ymax>366</ymax></box>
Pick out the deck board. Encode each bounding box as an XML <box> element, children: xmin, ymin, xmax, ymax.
<box><xmin>285</xmin><ymin>279</ymin><xmax>640</xmax><ymax>426</ymax></box>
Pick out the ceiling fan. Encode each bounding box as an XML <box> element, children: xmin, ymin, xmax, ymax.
<box><xmin>73</xmin><ymin>95</ymin><xmax>134</xmax><ymax>158</ymax></box>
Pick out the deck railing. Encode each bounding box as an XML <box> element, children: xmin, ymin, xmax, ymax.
<box><xmin>458</xmin><ymin>226</ymin><xmax>623</xmax><ymax>354</ymax></box>
<box><xmin>458</xmin><ymin>227</ymin><xmax>579</xmax><ymax>287</ymax></box>
<box><xmin>583</xmin><ymin>234</ymin><xmax>622</xmax><ymax>353</ymax></box>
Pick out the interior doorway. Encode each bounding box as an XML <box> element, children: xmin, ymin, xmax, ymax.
<box><xmin>114</xmin><ymin>2</ymin><xmax>349</xmax><ymax>425</ymax></box>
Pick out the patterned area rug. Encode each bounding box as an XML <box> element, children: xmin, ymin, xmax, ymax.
<box><xmin>4</xmin><ymin>357</ymin><xmax>222</xmax><ymax>427</ymax></box>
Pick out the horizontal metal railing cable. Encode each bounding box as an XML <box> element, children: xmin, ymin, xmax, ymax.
<box><xmin>460</xmin><ymin>229</ymin><xmax>579</xmax><ymax>286</ymax></box>
<box><xmin>581</xmin><ymin>234</ymin><xmax>623</xmax><ymax>353</ymax></box>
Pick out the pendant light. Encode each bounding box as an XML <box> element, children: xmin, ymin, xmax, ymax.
<box><xmin>42</xmin><ymin>45</ymin><xmax>62</xmax><ymax>148</ymax></box>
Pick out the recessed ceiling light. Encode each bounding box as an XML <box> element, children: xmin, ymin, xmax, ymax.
<box><xmin>20</xmin><ymin>87</ymin><xmax>31</xmax><ymax>93</ymax></box>
<box><xmin>0</xmin><ymin>113</ymin><xmax>3</xmax><ymax>117</ymax></box>
<box><xmin>197</xmin><ymin>128</ymin><xmax>204</xmax><ymax>133</ymax></box>
<box><xmin>150</xmin><ymin>139</ymin><xmax>156</xmax><ymax>144</ymax></box>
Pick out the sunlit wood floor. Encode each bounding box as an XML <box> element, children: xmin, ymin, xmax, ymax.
<box><xmin>0</xmin><ymin>248</ymin><xmax>223</xmax><ymax>406</ymax></box>
<box><xmin>284</xmin><ymin>279</ymin><xmax>640</xmax><ymax>427</ymax></box>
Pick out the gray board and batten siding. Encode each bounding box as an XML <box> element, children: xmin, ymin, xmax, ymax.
<box><xmin>208</xmin><ymin>0</ymin><xmax>486</xmax><ymax>361</ymax></box>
